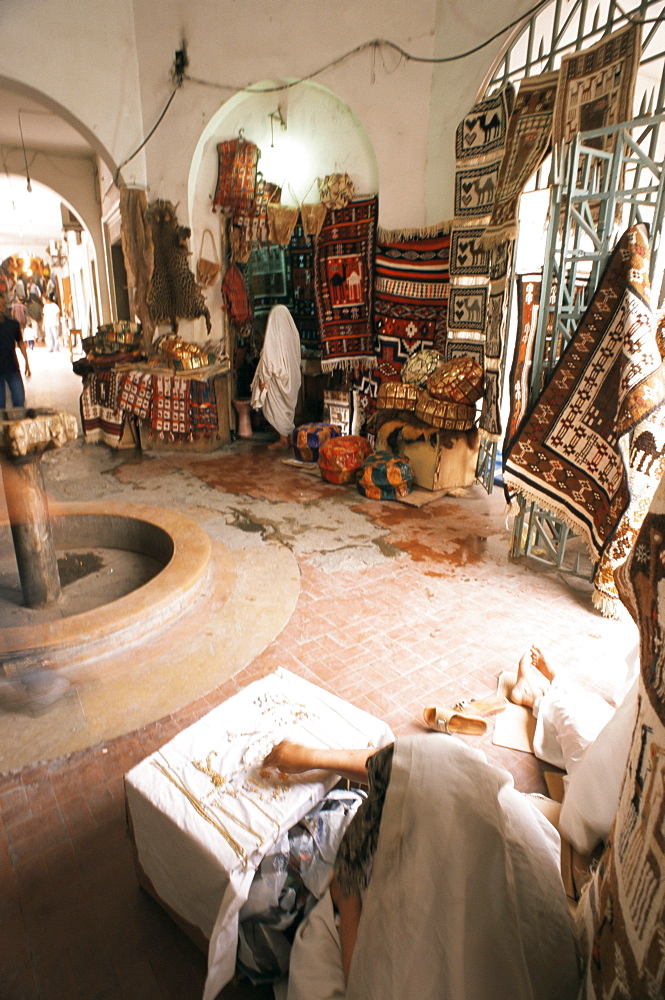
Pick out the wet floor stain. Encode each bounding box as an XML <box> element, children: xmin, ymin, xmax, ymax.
<box><xmin>57</xmin><ymin>551</ymin><xmax>104</xmax><ymax>586</ymax></box>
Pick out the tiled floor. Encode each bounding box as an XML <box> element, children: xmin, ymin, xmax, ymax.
<box><xmin>1</xmin><ymin>349</ymin><xmax>638</xmax><ymax>999</ymax></box>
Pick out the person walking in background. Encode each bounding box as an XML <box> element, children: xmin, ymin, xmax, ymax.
<box><xmin>43</xmin><ymin>294</ymin><xmax>61</xmax><ymax>352</ymax></box>
<box><xmin>0</xmin><ymin>289</ymin><xmax>31</xmax><ymax>408</ymax></box>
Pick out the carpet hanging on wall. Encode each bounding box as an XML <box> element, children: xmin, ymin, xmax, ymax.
<box><xmin>504</xmin><ymin>224</ymin><xmax>665</xmax><ymax>619</ymax></box>
<box><xmin>354</xmin><ymin>223</ymin><xmax>451</xmax><ymax>415</ymax></box>
<box><xmin>447</xmin><ymin>82</ymin><xmax>514</xmax><ymax>443</ymax></box>
<box><xmin>576</xmin><ymin>478</ymin><xmax>665</xmax><ymax>999</ymax></box>
<box><xmin>314</xmin><ymin>195</ymin><xmax>378</xmax><ymax>372</ymax></box>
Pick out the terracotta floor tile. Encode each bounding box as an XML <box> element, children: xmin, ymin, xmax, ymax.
<box><xmin>1</xmin><ymin>438</ymin><xmax>636</xmax><ymax>998</ymax></box>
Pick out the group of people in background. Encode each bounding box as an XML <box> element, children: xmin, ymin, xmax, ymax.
<box><xmin>0</xmin><ymin>258</ymin><xmax>64</xmax><ymax>409</ymax></box>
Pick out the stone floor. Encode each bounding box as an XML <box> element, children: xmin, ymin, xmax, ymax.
<box><xmin>0</xmin><ymin>344</ymin><xmax>638</xmax><ymax>999</ymax></box>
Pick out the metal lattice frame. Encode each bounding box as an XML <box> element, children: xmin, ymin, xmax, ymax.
<box><xmin>474</xmin><ymin>0</ymin><xmax>665</xmax><ymax>573</ymax></box>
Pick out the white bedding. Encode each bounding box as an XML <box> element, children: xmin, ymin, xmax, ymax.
<box><xmin>123</xmin><ymin>668</ymin><xmax>393</xmax><ymax>999</ymax></box>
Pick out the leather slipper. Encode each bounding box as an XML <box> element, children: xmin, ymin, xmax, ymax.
<box><xmin>453</xmin><ymin>695</ymin><xmax>507</xmax><ymax>716</ymax></box>
<box><xmin>423</xmin><ymin>706</ymin><xmax>487</xmax><ymax>736</ymax></box>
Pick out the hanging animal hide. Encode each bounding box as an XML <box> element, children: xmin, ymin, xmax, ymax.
<box><xmin>146</xmin><ymin>199</ymin><xmax>211</xmax><ymax>334</ymax></box>
<box><xmin>120</xmin><ymin>187</ymin><xmax>155</xmax><ymax>349</ymax></box>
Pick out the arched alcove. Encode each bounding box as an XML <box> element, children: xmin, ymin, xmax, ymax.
<box><xmin>185</xmin><ymin>79</ymin><xmax>379</xmax><ymax>349</ymax></box>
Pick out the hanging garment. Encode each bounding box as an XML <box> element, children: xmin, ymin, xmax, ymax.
<box><xmin>250</xmin><ymin>304</ymin><xmax>302</xmax><ymax>438</ymax></box>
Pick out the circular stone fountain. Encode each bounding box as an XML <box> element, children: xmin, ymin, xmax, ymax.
<box><xmin>0</xmin><ymin>409</ymin><xmax>301</xmax><ymax>772</ymax></box>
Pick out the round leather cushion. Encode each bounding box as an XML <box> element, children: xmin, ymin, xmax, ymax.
<box><xmin>357</xmin><ymin>450</ymin><xmax>414</xmax><ymax>500</ymax></box>
<box><xmin>318</xmin><ymin>435</ymin><xmax>373</xmax><ymax>484</ymax></box>
<box><xmin>376</xmin><ymin>381</ymin><xmax>419</xmax><ymax>411</ymax></box>
<box><xmin>400</xmin><ymin>349</ymin><xmax>445</xmax><ymax>387</ymax></box>
<box><xmin>415</xmin><ymin>392</ymin><xmax>477</xmax><ymax>430</ymax></box>
<box><xmin>427</xmin><ymin>356</ymin><xmax>485</xmax><ymax>404</ymax></box>
<box><xmin>292</xmin><ymin>423</ymin><xmax>342</xmax><ymax>462</ymax></box>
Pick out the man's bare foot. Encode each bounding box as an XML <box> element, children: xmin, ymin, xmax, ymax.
<box><xmin>267</xmin><ymin>435</ymin><xmax>290</xmax><ymax>450</ymax></box>
<box><xmin>511</xmin><ymin>645</ymin><xmax>555</xmax><ymax>707</ymax></box>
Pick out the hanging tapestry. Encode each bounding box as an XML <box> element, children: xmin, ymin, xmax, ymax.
<box><xmin>314</xmin><ymin>196</ymin><xmax>378</xmax><ymax>372</ymax></box>
<box><xmin>576</xmin><ymin>479</ymin><xmax>665</xmax><ymax>1000</ymax></box>
<box><xmin>212</xmin><ymin>138</ymin><xmax>260</xmax><ymax>216</ymax></box>
<box><xmin>354</xmin><ymin>224</ymin><xmax>451</xmax><ymax>418</ymax></box>
<box><xmin>286</xmin><ymin>221</ymin><xmax>318</xmax><ymax>347</ymax></box>
<box><xmin>189</xmin><ymin>378</ymin><xmax>219</xmax><ymax>438</ymax></box>
<box><xmin>504</xmin><ymin>225</ymin><xmax>665</xmax><ymax>608</ymax></box>
<box><xmin>147</xmin><ymin>200</ymin><xmax>211</xmax><ymax>334</ymax></box>
<box><xmin>552</xmin><ymin>22</ymin><xmax>642</xmax><ymax>155</ymax></box>
<box><xmin>150</xmin><ymin>374</ymin><xmax>192</xmax><ymax>441</ymax></box>
<box><xmin>482</xmin><ymin>70</ymin><xmax>559</xmax><ymax>248</ymax></box>
<box><xmin>120</xmin><ymin>187</ymin><xmax>155</xmax><ymax>349</ymax></box>
<box><xmin>503</xmin><ymin>274</ymin><xmax>542</xmax><ymax>454</ymax></box>
<box><xmin>231</xmin><ymin>178</ymin><xmax>282</xmax><ymax>263</ymax></box>
<box><xmin>448</xmin><ymin>84</ymin><xmax>514</xmax><ymax>444</ymax></box>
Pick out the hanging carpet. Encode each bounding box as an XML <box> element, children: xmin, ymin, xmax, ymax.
<box><xmin>314</xmin><ymin>196</ymin><xmax>378</xmax><ymax>372</ymax></box>
<box><xmin>482</xmin><ymin>70</ymin><xmax>558</xmax><ymax>249</ymax></box>
<box><xmin>504</xmin><ymin>224</ymin><xmax>665</xmax><ymax>617</ymax></box>
<box><xmin>286</xmin><ymin>221</ymin><xmax>318</xmax><ymax>348</ymax></box>
<box><xmin>552</xmin><ymin>21</ymin><xmax>642</xmax><ymax>155</ymax></box>
<box><xmin>448</xmin><ymin>83</ymin><xmax>514</xmax><ymax>443</ymax></box>
<box><xmin>576</xmin><ymin>473</ymin><xmax>665</xmax><ymax>1000</ymax></box>
<box><xmin>503</xmin><ymin>274</ymin><xmax>543</xmax><ymax>457</ymax></box>
<box><xmin>212</xmin><ymin>138</ymin><xmax>260</xmax><ymax>216</ymax></box>
<box><xmin>356</xmin><ymin>224</ymin><xmax>451</xmax><ymax>416</ymax></box>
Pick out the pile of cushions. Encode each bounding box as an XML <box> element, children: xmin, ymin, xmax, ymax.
<box><xmin>376</xmin><ymin>353</ymin><xmax>484</xmax><ymax>432</ymax></box>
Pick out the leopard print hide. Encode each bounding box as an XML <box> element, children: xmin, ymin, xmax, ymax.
<box><xmin>146</xmin><ymin>199</ymin><xmax>211</xmax><ymax>333</ymax></box>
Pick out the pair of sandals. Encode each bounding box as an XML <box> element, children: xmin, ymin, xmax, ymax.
<box><xmin>423</xmin><ymin>695</ymin><xmax>507</xmax><ymax>736</ymax></box>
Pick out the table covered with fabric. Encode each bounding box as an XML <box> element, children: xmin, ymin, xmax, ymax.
<box><xmin>124</xmin><ymin>667</ymin><xmax>393</xmax><ymax>999</ymax></box>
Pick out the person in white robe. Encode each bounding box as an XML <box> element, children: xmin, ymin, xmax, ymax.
<box><xmin>251</xmin><ymin>304</ymin><xmax>302</xmax><ymax>449</ymax></box>
<box><xmin>263</xmin><ymin>735</ymin><xmax>581</xmax><ymax>1000</ymax></box>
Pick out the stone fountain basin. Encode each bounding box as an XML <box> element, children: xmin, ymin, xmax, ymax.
<box><xmin>0</xmin><ymin>502</ymin><xmax>211</xmax><ymax>665</ymax></box>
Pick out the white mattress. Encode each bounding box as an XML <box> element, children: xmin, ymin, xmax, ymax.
<box><xmin>124</xmin><ymin>667</ymin><xmax>393</xmax><ymax>998</ymax></box>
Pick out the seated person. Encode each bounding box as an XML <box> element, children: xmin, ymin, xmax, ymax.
<box><xmin>263</xmin><ymin>734</ymin><xmax>581</xmax><ymax>1000</ymax></box>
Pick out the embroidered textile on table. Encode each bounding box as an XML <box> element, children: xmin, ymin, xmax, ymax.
<box><xmin>314</xmin><ymin>196</ymin><xmax>378</xmax><ymax>372</ymax></box>
<box><xmin>504</xmin><ymin>225</ymin><xmax>665</xmax><ymax>617</ymax></box>
<box><xmin>150</xmin><ymin>374</ymin><xmax>192</xmax><ymax>441</ymax></box>
<box><xmin>358</xmin><ymin>226</ymin><xmax>451</xmax><ymax>416</ymax></box>
<box><xmin>576</xmin><ymin>478</ymin><xmax>665</xmax><ymax>999</ymax></box>
<box><xmin>448</xmin><ymin>84</ymin><xmax>514</xmax><ymax>442</ymax></box>
<box><xmin>118</xmin><ymin>371</ymin><xmax>153</xmax><ymax>421</ymax></box>
<box><xmin>212</xmin><ymin>139</ymin><xmax>260</xmax><ymax>216</ymax></box>
<box><xmin>482</xmin><ymin>71</ymin><xmax>558</xmax><ymax>249</ymax></box>
<box><xmin>80</xmin><ymin>376</ymin><xmax>124</xmax><ymax>444</ymax></box>
<box><xmin>286</xmin><ymin>221</ymin><xmax>318</xmax><ymax>347</ymax></box>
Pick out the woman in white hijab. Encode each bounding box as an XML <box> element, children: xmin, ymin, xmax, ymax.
<box><xmin>251</xmin><ymin>305</ymin><xmax>302</xmax><ymax>449</ymax></box>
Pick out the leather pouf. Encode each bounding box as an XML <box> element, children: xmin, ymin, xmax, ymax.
<box><xmin>376</xmin><ymin>381</ymin><xmax>419</xmax><ymax>411</ymax></box>
<box><xmin>292</xmin><ymin>422</ymin><xmax>342</xmax><ymax>463</ymax></box>
<box><xmin>400</xmin><ymin>349</ymin><xmax>445</xmax><ymax>387</ymax></box>
<box><xmin>357</xmin><ymin>450</ymin><xmax>414</xmax><ymax>500</ymax></box>
<box><xmin>318</xmin><ymin>435</ymin><xmax>373</xmax><ymax>485</ymax></box>
<box><xmin>427</xmin><ymin>355</ymin><xmax>485</xmax><ymax>404</ymax></box>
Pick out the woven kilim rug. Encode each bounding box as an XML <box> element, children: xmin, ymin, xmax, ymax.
<box><xmin>482</xmin><ymin>70</ymin><xmax>558</xmax><ymax>249</ymax></box>
<box><xmin>286</xmin><ymin>221</ymin><xmax>318</xmax><ymax>348</ymax></box>
<box><xmin>504</xmin><ymin>225</ymin><xmax>665</xmax><ymax>615</ymax></box>
<box><xmin>189</xmin><ymin>378</ymin><xmax>219</xmax><ymax>438</ymax></box>
<box><xmin>576</xmin><ymin>476</ymin><xmax>665</xmax><ymax>999</ymax></box>
<box><xmin>552</xmin><ymin>21</ymin><xmax>641</xmax><ymax>154</ymax></box>
<box><xmin>314</xmin><ymin>196</ymin><xmax>378</xmax><ymax>371</ymax></box>
<box><xmin>448</xmin><ymin>83</ymin><xmax>514</xmax><ymax>444</ymax></box>
<box><xmin>212</xmin><ymin>138</ymin><xmax>260</xmax><ymax>216</ymax></box>
<box><xmin>80</xmin><ymin>379</ymin><xmax>124</xmax><ymax>445</ymax></box>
